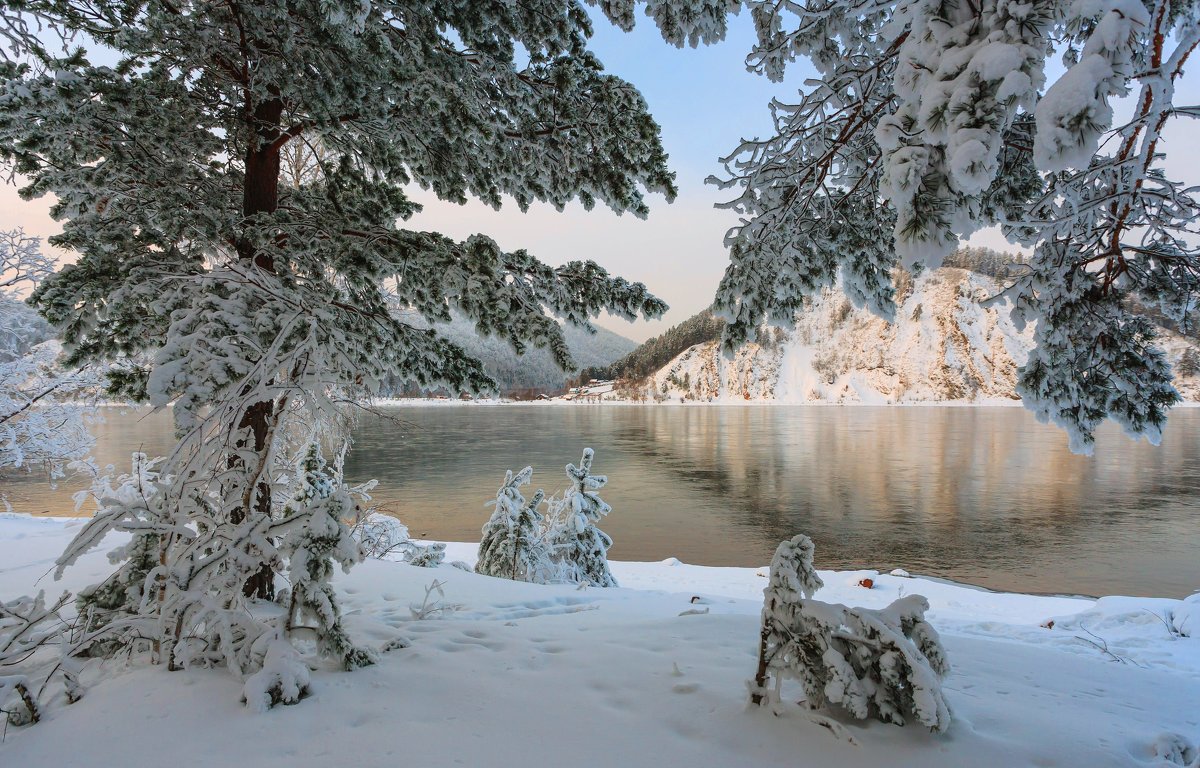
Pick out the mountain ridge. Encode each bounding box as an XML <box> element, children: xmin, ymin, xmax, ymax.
<box><xmin>386</xmin><ymin>312</ymin><xmax>639</xmax><ymax>396</ymax></box>
<box><xmin>610</xmin><ymin>268</ymin><xmax>1200</xmax><ymax>404</ymax></box>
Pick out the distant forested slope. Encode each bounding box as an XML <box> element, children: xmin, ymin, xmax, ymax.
<box><xmin>576</xmin><ymin>308</ymin><xmax>726</xmax><ymax>384</ymax></box>
<box><xmin>383</xmin><ymin>312</ymin><xmax>637</xmax><ymax>396</ymax></box>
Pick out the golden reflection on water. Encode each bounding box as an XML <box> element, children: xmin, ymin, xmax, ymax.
<box><xmin>3</xmin><ymin>405</ymin><xmax>1197</xmax><ymax>597</ymax></box>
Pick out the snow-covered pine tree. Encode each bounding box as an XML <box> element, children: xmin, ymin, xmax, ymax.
<box><xmin>606</xmin><ymin>0</ymin><xmax>1200</xmax><ymax>452</ymax></box>
<box><xmin>274</xmin><ymin>444</ymin><xmax>374</xmax><ymax>670</ymax></box>
<box><xmin>1</xmin><ymin>1</ymin><xmax>671</xmax><ymax>688</ymax></box>
<box><xmin>751</xmin><ymin>535</ymin><xmax>951</xmax><ymax>731</ymax></box>
<box><xmin>553</xmin><ymin>448</ymin><xmax>618</xmax><ymax>588</ymax></box>
<box><xmin>0</xmin><ymin>229</ymin><xmax>97</xmax><ymax>484</ymax></box>
<box><xmin>477</xmin><ymin>467</ymin><xmax>551</xmax><ymax>582</ymax></box>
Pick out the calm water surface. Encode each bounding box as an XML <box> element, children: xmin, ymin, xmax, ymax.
<box><xmin>4</xmin><ymin>405</ymin><xmax>1198</xmax><ymax>598</ymax></box>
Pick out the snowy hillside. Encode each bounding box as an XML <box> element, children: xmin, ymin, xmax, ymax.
<box><xmin>389</xmin><ymin>312</ymin><xmax>638</xmax><ymax>394</ymax></box>
<box><xmin>643</xmin><ymin>268</ymin><xmax>1200</xmax><ymax>404</ymax></box>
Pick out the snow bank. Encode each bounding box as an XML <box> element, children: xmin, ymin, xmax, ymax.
<box><xmin>0</xmin><ymin>514</ymin><xmax>1196</xmax><ymax>768</ymax></box>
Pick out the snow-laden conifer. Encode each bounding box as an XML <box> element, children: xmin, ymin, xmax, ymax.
<box><xmin>552</xmin><ymin>448</ymin><xmax>617</xmax><ymax>588</ymax></box>
<box><xmin>1</xmin><ymin>0</ymin><xmax>671</xmax><ymax>693</ymax></box>
<box><xmin>477</xmin><ymin>467</ymin><xmax>552</xmax><ymax>582</ymax></box>
<box><xmin>274</xmin><ymin>445</ymin><xmax>374</xmax><ymax>670</ymax></box>
<box><xmin>751</xmin><ymin>535</ymin><xmax>951</xmax><ymax>732</ymax></box>
<box><xmin>71</xmin><ymin>455</ymin><xmax>163</xmax><ymax>645</ymax></box>
<box><xmin>404</xmin><ymin>542</ymin><xmax>447</xmax><ymax>568</ymax></box>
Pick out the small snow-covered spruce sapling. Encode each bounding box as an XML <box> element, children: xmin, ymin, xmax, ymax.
<box><xmin>273</xmin><ymin>444</ymin><xmax>374</xmax><ymax>671</ymax></box>
<box><xmin>1</xmin><ymin>0</ymin><xmax>669</xmax><ymax>696</ymax></box>
<box><xmin>750</xmin><ymin>535</ymin><xmax>951</xmax><ymax>732</ymax></box>
<box><xmin>477</xmin><ymin>466</ymin><xmax>551</xmax><ymax>582</ymax></box>
<box><xmin>596</xmin><ymin>0</ymin><xmax>1200</xmax><ymax>453</ymax></box>
<box><xmin>404</xmin><ymin>542</ymin><xmax>447</xmax><ymax>568</ymax></box>
<box><xmin>554</xmin><ymin>448</ymin><xmax>618</xmax><ymax>588</ymax></box>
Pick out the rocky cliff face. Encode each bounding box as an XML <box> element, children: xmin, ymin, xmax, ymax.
<box><xmin>643</xmin><ymin>268</ymin><xmax>1200</xmax><ymax>404</ymax></box>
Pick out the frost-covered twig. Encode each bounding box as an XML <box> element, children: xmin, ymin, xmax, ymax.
<box><xmin>1073</xmin><ymin>625</ymin><xmax>1143</xmax><ymax>667</ymax></box>
<box><xmin>409</xmin><ymin>580</ymin><xmax>462</xmax><ymax>621</ymax></box>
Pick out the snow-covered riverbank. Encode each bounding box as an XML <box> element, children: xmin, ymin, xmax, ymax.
<box><xmin>1</xmin><ymin>512</ymin><xmax>1197</xmax><ymax>767</ymax></box>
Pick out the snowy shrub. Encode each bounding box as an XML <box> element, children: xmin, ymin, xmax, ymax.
<box><xmin>751</xmin><ymin>535</ymin><xmax>951</xmax><ymax>732</ymax></box>
<box><xmin>275</xmin><ymin>445</ymin><xmax>374</xmax><ymax>670</ymax></box>
<box><xmin>240</xmin><ymin>635</ymin><xmax>311</xmax><ymax>714</ymax></box>
<box><xmin>351</xmin><ymin>512</ymin><xmax>412</xmax><ymax>560</ymax></box>
<box><xmin>477</xmin><ymin>466</ymin><xmax>553</xmax><ymax>582</ymax></box>
<box><xmin>0</xmin><ymin>591</ymin><xmax>81</xmax><ymax>726</ymax></box>
<box><xmin>59</xmin><ymin>444</ymin><xmax>376</xmax><ymax>685</ymax></box>
<box><xmin>350</xmin><ymin>510</ymin><xmax>445</xmax><ymax>567</ymax></box>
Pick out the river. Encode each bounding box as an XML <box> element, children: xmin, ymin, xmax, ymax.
<box><xmin>3</xmin><ymin>404</ymin><xmax>1198</xmax><ymax>598</ymax></box>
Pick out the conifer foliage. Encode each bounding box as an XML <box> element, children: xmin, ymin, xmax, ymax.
<box><xmin>475</xmin><ymin>450</ymin><xmax>618</xmax><ymax>587</ymax></box>
<box><xmin>0</xmin><ymin>0</ymin><xmax>672</xmax><ymax>698</ymax></box>
<box><xmin>477</xmin><ymin>467</ymin><xmax>552</xmax><ymax>583</ymax></box>
<box><xmin>751</xmin><ymin>535</ymin><xmax>951</xmax><ymax>732</ymax></box>
<box><xmin>555</xmin><ymin>448</ymin><xmax>618</xmax><ymax>588</ymax></box>
<box><xmin>276</xmin><ymin>445</ymin><xmax>374</xmax><ymax>671</ymax></box>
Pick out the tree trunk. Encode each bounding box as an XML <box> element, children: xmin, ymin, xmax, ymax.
<box><xmin>235</xmin><ymin>97</ymin><xmax>284</xmax><ymax>600</ymax></box>
<box><xmin>750</xmin><ymin>597</ymin><xmax>774</xmax><ymax>706</ymax></box>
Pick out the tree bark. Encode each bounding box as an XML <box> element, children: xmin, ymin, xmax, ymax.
<box><xmin>235</xmin><ymin>96</ymin><xmax>284</xmax><ymax>600</ymax></box>
<box><xmin>750</xmin><ymin>597</ymin><xmax>774</xmax><ymax>706</ymax></box>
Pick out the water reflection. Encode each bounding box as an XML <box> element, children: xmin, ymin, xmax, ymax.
<box><xmin>3</xmin><ymin>405</ymin><xmax>1197</xmax><ymax>597</ymax></box>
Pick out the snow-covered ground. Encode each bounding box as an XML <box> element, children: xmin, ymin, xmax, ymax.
<box><xmin>1</xmin><ymin>512</ymin><xmax>1197</xmax><ymax>767</ymax></box>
